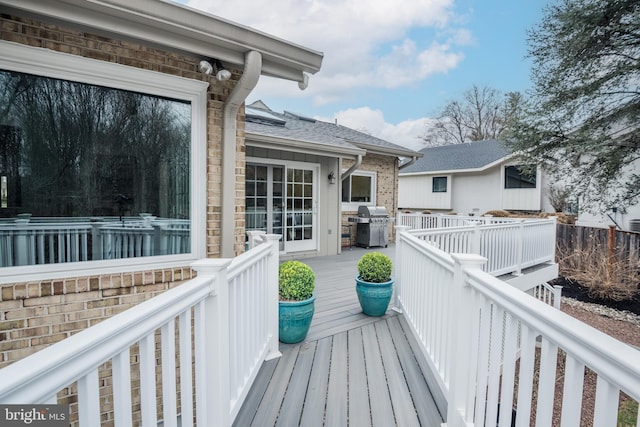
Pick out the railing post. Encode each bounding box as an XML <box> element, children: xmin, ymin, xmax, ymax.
<box><xmin>90</xmin><ymin>218</ymin><xmax>104</xmax><ymax>260</ymax></box>
<box><xmin>192</xmin><ymin>258</ymin><xmax>233</xmax><ymax>427</ymax></box>
<box><xmin>393</xmin><ymin>225</ymin><xmax>410</xmax><ymax>312</ymax></box>
<box><xmin>446</xmin><ymin>253</ymin><xmax>487</xmax><ymax>427</ymax></box>
<box><xmin>553</xmin><ymin>284</ymin><xmax>563</xmax><ymax>309</ymax></box>
<box><xmin>516</xmin><ymin>220</ymin><xmax>525</xmax><ymax>275</ymax></box>
<box><xmin>471</xmin><ymin>223</ymin><xmax>480</xmax><ymax>254</ymax></box>
<box><xmin>264</xmin><ymin>234</ymin><xmax>282</xmax><ymax>360</ymax></box>
<box><xmin>246</xmin><ymin>230</ymin><xmax>266</xmax><ymax>249</ymax></box>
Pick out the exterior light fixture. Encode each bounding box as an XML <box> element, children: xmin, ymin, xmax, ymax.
<box><xmin>328</xmin><ymin>171</ymin><xmax>336</xmax><ymax>184</ymax></box>
<box><xmin>198</xmin><ymin>59</ymin><xmax>231</xmax><ymax>81</ymax></box>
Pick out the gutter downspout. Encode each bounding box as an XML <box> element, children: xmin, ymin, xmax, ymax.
<box><xmin>221</xmin><ymin>50</ymin><xmax>262</xmax><ymax>257</ymax></box>
<box><xmin>340</xmin><ymin>154</ymin><xmax>363</xmax><ymax>181</ymax></box>
<box><xmin>398</xmin><ymin>156</ymin><xmax>417</xmax><ymax>170</ymax></box>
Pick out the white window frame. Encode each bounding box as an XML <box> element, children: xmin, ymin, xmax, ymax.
<box><xmin>341</xmin><ymin>170</ymin><xmax>377</xmax><ymax>211</ymax></box>
<box><xmin>0</xmin><ymin>41</ymin><xmax>208</xmax><ymax>284</ymax></box>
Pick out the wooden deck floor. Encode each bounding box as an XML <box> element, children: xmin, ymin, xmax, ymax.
<box><xmin>234</xmin><ymin>245</ymin><xmax>445</xmax><ymax>427</ymax></box>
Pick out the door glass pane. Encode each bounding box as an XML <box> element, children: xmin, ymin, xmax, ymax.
<box><xmin>245</xmin><ymin>164</ymin><xmax>285</xmax><ymax>250</ymax></box>
<box><xmin>285</xmin><ymin>167</ymin><xmax>314</xmax><ymax>245</ymax></box>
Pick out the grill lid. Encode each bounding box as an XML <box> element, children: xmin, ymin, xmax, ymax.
<box><xmin>357</xmin><ymin>205</ymin><xmax>389</xmax><ymax>218</ymax></box>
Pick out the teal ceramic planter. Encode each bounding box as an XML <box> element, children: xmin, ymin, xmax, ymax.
<box><xmin>355</xmin><ymin>276</ymin><xmax>394</xmax><ymax>316</ymax></box>
<box><xmin>278</xmin><ymin>295</ymin><xmax>316</xmax><ymax>344</ymax></box>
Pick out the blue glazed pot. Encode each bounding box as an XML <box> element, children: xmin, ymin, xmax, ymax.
<box><xmin>355</xmin><ymin>276</ymin><xmax>394</xmax><ymax>317</ymax></box>
<box><xmin>278</xmin><ymin>295</ymin><xmax>316</xmax><ymax>344</ymax></box>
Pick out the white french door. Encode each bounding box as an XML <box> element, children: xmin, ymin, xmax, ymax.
<box><xmin>246</xmin><ymin>161</ymin><xmax>318</xmax><ymax>253</ymax></box>
<box><xmin>284</xmin><ymin>165</ymin><xmax>318</xmax><ymax>252</ymax></box>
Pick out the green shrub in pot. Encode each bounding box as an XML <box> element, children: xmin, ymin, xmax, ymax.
<box><xmin>278</xmin><ymin>261</ymin><xmax>315</xmax><ymax>343</ymax></box>
<box><xmin>355</xmin><ymin>252</ymin><xmax>394</xmax><ymax>316</ymax></box>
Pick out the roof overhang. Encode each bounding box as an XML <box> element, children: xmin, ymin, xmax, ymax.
<box><xmin>351</xmin><ymin>142</ymin><xmax>423</xmax><ymax>159</ymax></box>
<box><xmin>246</xmin><ymin>132</ymin><xmax>366</xmax><ymax>159</ymax></box>
<box><xmin>399</xmin><ymin>154</ymin><xmax>515</xmax><ymax>176</ymax></box>
<box><xmin>0</xmin><ymin>0</ymin><xmax>323</xmax><ymax>84</ymax></box>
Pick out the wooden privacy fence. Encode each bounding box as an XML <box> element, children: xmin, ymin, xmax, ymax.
<box><xmin>556</xmin><ymin>223</ymin><xmax>640</xmax><ymax>266</ymax></box>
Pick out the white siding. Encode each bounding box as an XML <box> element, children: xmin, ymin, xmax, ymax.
<box><xmin>500</xmin><ymin>165</ymin><xmax>542</xmax><ymax>211</ymax></box>
<box><xmin>451</xmin><ymin>169</ymin><xmax>502</xmax><ymax>215</ymax></box>
<box><xmin>398</xmin><ymin>175</ymin><xmax>451</xmax><ymax>210</ymax></box>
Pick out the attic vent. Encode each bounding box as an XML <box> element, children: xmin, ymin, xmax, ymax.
<box><xmin>630</xmin><ymin>219</ymin><xmax>640</xmax><ymax>233</ymax></box>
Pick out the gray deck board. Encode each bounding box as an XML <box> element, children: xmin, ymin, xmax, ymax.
<box><xmin>275</xmin><ymin>341</ymin><xmax>316</xmax><ymax>427</ymax></box>
<box><xmin>348</xmin><ymin>328</ymin><xmax>371</xmax><ymax>427</ymax></box>
<box><xmin>299</xmin><ymin>337</ymin><xmax>332</xmax><ymax>427</ymax></box>
<box><xmin>235</xmin><ymin>245</ymin><xmax>444</xmax><ymax>426</ymax></box>
<box><xmin>375</xmin><ymin>320</ymin><xmax>421</xmax><ymax>427</ymax></box>
<box><xmin>325</xmin><ymin>331</ymin><xmax>348</xmax><ymax>426</ymax></box>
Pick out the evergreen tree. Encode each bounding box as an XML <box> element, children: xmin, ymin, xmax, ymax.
<box><xmin>511</xmin><ymin>0</ymin><xmax>640</xmax><ymax>213</ymax></box>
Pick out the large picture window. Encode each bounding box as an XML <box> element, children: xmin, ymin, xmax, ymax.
<box><xmin>0</xmin><ymin>42</ymin><xmax>207</xmax><ymax>282</ymax></box>
<box><xmin>505</xmin><ymin>165</ymin><xmax>537</xmax><ymax>189</ymax></box>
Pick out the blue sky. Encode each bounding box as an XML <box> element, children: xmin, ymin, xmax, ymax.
<box><xmin>175</xmin><ymin>0</ymin><xmax>552</xmax><ymax>149</ymax></box>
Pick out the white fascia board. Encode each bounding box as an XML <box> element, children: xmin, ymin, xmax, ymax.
<box><xmin>348</xmin><ymin>142</ymin><xmax>422</xmax><ymax>159</ymax></box>
<box><xmin>0</xmin><ymin>0</ymin><xmax>323</xmax><ymax>83</ymax></box>
<box><xmin>399</xmin><ymin>155</ymin><xmax>514</xmax><ymax>176</ymax></box>
<box><xmin>246</xmin><ymin>133</ymin><xmax>366</xmax><ymax>158</ymax></box>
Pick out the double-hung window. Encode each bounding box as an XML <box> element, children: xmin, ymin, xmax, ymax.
<box><xmin>0</xmin><ymin>42</ymin><xmax>207</xmax><ymax>283</ymax></box>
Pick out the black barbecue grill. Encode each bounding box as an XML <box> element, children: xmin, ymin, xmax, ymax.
<box><xmin>348</xmin><ymin>206</ymin><xmax>392</xmax><ymax>248</ymax></box>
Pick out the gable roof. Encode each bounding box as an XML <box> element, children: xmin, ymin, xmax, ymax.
<box><xmin>400</xmin><ymin>139</ymin><xmax>513</xmax><ymax>175</ymax></box>
<box><xmin>245</xmin><ymin>101</ymin><xmax>421</xmax><ymax>159</ymax></box>
<box><xmin>1</xmin><ymin>0</ymin><xmax>323</xmax><ymax>84</ymax></box>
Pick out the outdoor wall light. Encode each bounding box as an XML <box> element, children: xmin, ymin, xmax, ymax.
<box><xmin>328</xmin><ymin>171</ymin><xmax>336</xmax><ymax>184</ymax></box>
<box><xmin>198</xmin><ymin>59</ymin><xmax>232</xmax><ymax>81</ymax></box>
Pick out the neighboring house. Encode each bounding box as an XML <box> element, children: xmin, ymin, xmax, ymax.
<box><xmin>0</xmin><ymin>0</ymin><xmax>321</xmax><ymax>366</ymax></box>
<box><xmin>569</xmin><ymin>158</ymin><xmax>640</xmax><ymax>231</ymax></box>
<box><xmin>398</xmin><ymin>140</ymin><xmax>554</xmax><ymax>215</ymax></box>
<box><xmin>245</xmin><ymin>101</ymin><xmax>422</xmax><ymax>257</ymax></box>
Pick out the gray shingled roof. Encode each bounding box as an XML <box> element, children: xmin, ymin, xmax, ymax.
<box><xmin>400</xmin><ymin>139</ymin><xmax>513</xmax><ymax>174</ymax></box>
<box><xmin>245</xmin><ymin>102</ymin><xmax>420</xmax><ymax>158</ymax></box>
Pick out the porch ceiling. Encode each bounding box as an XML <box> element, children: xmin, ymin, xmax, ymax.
<box><xmin>0</xmin><ymin>0</ymin><xmax>323</xmax><ymax>83</ymax></box>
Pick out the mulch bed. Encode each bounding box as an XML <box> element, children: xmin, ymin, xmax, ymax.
<box><xmin>550</xmin><ymin>276</ymin><xmax>640</xmax><ymax>316</ymax></box>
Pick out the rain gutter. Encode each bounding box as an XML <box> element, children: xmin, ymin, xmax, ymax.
<box><xmin>221</xmin><ymin>50</ymin><xmax>262</xmax><ymax>257</ymax></box>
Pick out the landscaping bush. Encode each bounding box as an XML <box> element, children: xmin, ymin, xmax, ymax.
<box><xmin>483</xmin><ymin>209</ymin><xmax>511</xmax><ymax>217</ymax></box>
<box><xmin>556</xmin><ymin>242</ymin><xmax>639</xmax><ymax>302</ymax></box>
<box><xmin>279</xmin><ymin>261</ymin><xmax>315</xmax><ymax>301</ymax></box>
<box><xmin>357</xmin><ymin>252</ymin><xmax>392</xmax><ymax>283</ymax></box>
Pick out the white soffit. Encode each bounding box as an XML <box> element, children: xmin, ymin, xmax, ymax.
<box><xmin>0</xmin><ymin>0</ymin><xmax>323</xmax><ymax>83</ymax></box>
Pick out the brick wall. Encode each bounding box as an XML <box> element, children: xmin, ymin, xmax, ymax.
<box><xmin>0</xmin><ymin>12</ymin><xmax>248</xmax><ymax>424</ymax></box>
<box><xmin>341</xmin><ymin>153</ymin><xmax>399</xmax><ymax>243</ymax></box>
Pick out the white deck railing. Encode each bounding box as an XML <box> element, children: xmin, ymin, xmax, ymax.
<box><xmin>0</xmin><ymin>216</ymin><xmax>191</xmax><ymax>267</ymax></box>
<box><xmin>405</xmin><ymin>217</ymin><xmax>556</xmax><ymax>277</ymax></box>
<box><xmin>397</xmin><ymin>212</ymin><xmax>520</xmax><ymax>230</ymax></box>
<box><xmin>0</xmin><ymin>235</ymin><xmax>281</xmax><ymax>427</ymax></box>
<box><xmin>396</xmin><ymin>229</ymin><xmax>640</xmax><ymax>426</ymax></box>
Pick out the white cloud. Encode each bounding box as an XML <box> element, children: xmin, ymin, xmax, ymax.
<box><xmin>318</xmin><ymin>106</ymin><xmax>435</xmax><ymax>151</ymax></box>
<box><xmin>186</xmin><ymin>0</ymin><xmax>469</xmax><ymax>106</ymax></box>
